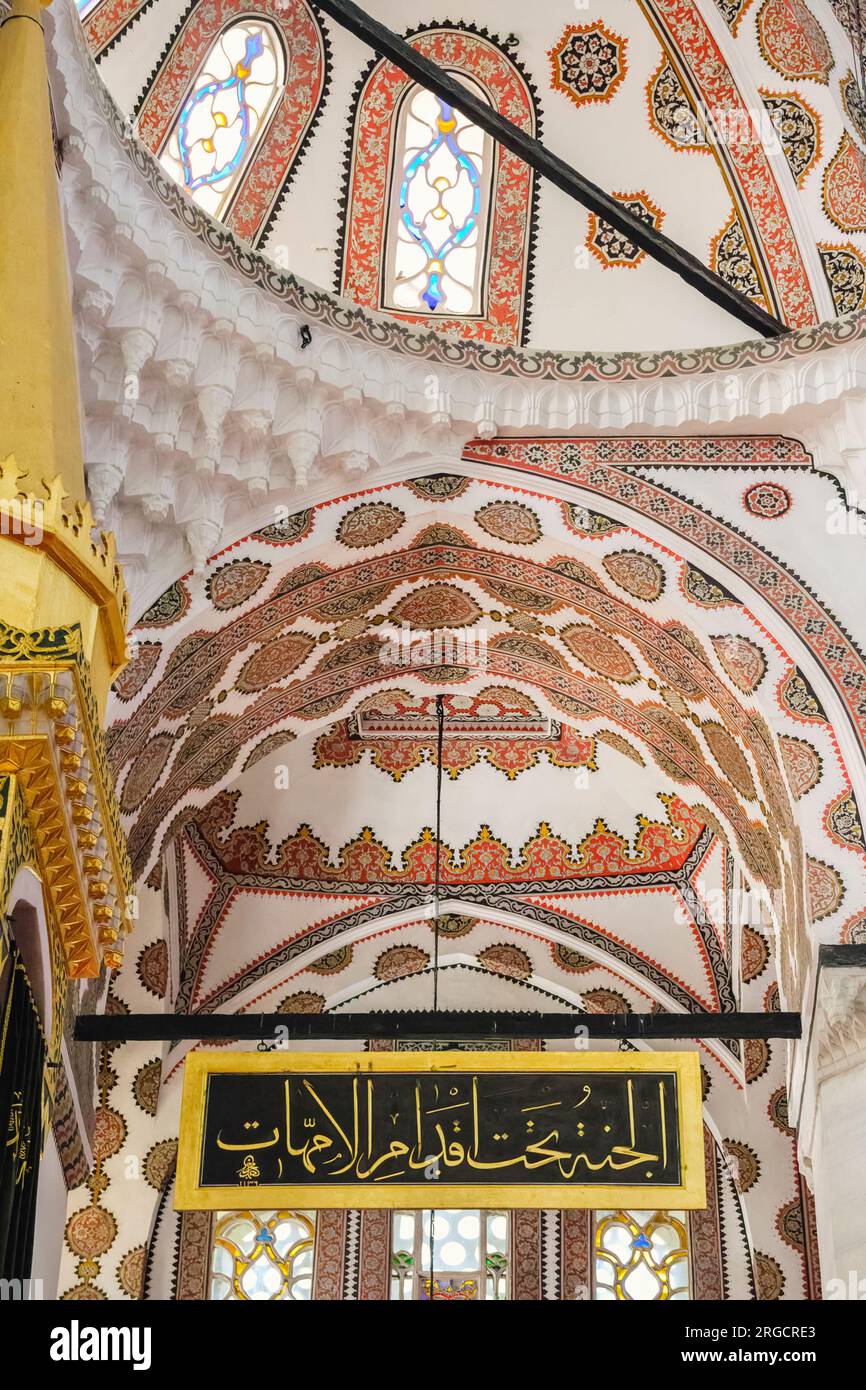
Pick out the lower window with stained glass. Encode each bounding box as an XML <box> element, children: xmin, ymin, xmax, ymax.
<box><xmin>593</xmin><ymin>1210</ymin><xmax>690</xmax><ymax>1300</ymax></box>
<box><xmin>210</xmin><ymin>1210</ymin><xmax>315</xmax><ymax>1300</ymax></box>
<box><xmin>390</xmin><ymin>1210</ymin><xmax>509</xmax><ymax>1301</ymax></box>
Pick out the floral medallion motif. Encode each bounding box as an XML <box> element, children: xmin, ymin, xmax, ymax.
<box><xmin>477</xmin><ymin>943</ymin><xmax>532</xmax><ymax>980</ymax></box>
<box><xmin>756</xmin><ymin>0</ymin><xmax>833</xmax><ymax>83</ymax></box>
<box><xmin>561</xmin><ymin>625</ymin><xmax>640</xmax><ymax>683</ymax></box>
<box><xmin>587</xmin><ymin>191</ymin><xmax>665</xmax><ymax>269</ymax></box>
<box><xmin>806</xmin><ymin>855</ymin><xmax>845</xmax><ymax>920</ymax></box>
<box><xmin>407</xmin><ymin>475</ymin><xmax>470</xmax><ymax>501</ymax></box>
<box><xmin>841</xmin><ymin>71</ymin><xmax>866</xmax><ymax>144</ymax></box>
<box><xmin>602</xmin><ymin>550</ymin><xmax>665</xmax><ymax>601</ymax></box>
<box><xmin>474</xmin><ymin>502</ymin><xmax>542</xmax><ymax>545</ymax></box>
<box><xmin>551</xmin><ymin>943</ymin><xmax>594</xmax><ymax>973</ymax></box>
<box><xmin>768</xmin><ymin>1085</ymin><xmax>793</xmax><ymax>1135</ymax></box>
<box><xmin>582</xmin><ymin>988</ymin><xmax>630</xmax><ymax>1013</ymax></box>
<box><xmin>113</xmin><ymin>641</ymin><xmax>161</xmax><ymax>701</ymax></box>
<box><xmin>775</xmin><ymin>1198</ymin><xmax>805</xmax><ymax>1251</ymax></box>
<box><xmin>824</xmin><ymin>134</ymin><xmax>866</xmax><ymax>232</ymax></box>
<box><xmin>276</xmin><ymin>991</ymin><xmax>326</xmax><ymax>1013</ymax></box>
<box><xmin>389</xmin><ymin>583</ymin><xmax>482</xmax><ymax>630</ymax></box>
<box><xmin>754</xmin><ymin>1250</ymin><xmax>785</xmax><ymax>1300</ymax></box>
<box><xmin>137</xmin><ymin>939</ymin><xmax>169</xmax><ymax>999</ymax></box>
<box><xmin>778</xmin><ymin>735</ymin><xmax>822</xmax><ymax>798</ymax></box>
<box><xmin>66</xmin><ymin>1206</ymin><xmax>118</xmax><ymax>1259</ymax></box>
<box><xmin>711</xmin><ymin>211</ymin><xmax>766</xmax><ymax>306</ymax></box>
<box><xmin>723</xmin><ymin>1138</ymin><xmax>761</xmax><ymax>1192</ymax></box>
<box><xmin>120</xmin><ymin>732</ymin><xmax>175</xmax><ymax>814</ymax></box>
<box><xmin>819</xmin><ymin>243</ymin><xmax>866</xmax><ymax>314</ymax></box>
<box><xmin>743</xmin><ymin>481</ymin><xmax>792</xmax><ymax>518</ymax></box>
<box><xmin>548</xmin><ymin>24</ymin><xmax>628</xmax><ymax>107</ymax></box>
<box><xmin>337</xmin><ymin>502</ymin><xmax>406</xmax><ymax>549</ymax></box>
<box><xmin>253</xmin><ymin>508</ymin><xmax>314</xmax><ymax>545</ymax></box>
<box><xmin>435</xmin><ymin>913</ymin><xmax>476</xmax><ymax>938</ymax></box>
<box><xmin>92</xmin><ymin>1106</ymin><xmax>127</xmax><ymax>1162</ymax></box>
<box><xmin>206</xmin><ymin>558</ymin><xmax>271</xmax><ymax>611</ymax></box>
<box><xmin>236</xmin><ymin>631</ymin><xmax>316</xmax><ymax>693</ymax></box>
<box><xmin>779</xmin><ymin>669</ymin><xmax>825</xmax><ymax>721</ymax></box>
<box><xmin>308</xmin><ymin>945</ymin><xmax>354</xmax><ymax>975</ymax></box>
<box><xmin>825</xmin><ymin>791</ymin><xmax>864</xmax><ymax>849</ymax></box>
<box><xmin>138</xmin><ymin>580</ymin><xmax>190</xmax><ymax>629</ymax></box>
<box><xmin>711</xmin><ymin>635</ymin><xmax>767</xmax><ymax>693</ymax></box>
<box><xmin>761</xmin><ymin>92</ymin><xmax>821</xmax><ymax>186</ymax></box>
<box><xmin>647</xmin><ymin>59</ymin><xmax>707</xmax><ymax>152</ymax></box>
<box><xmin>742</xmin><ymin>925</ymin><xmax>770</xmax><ymax>983</ymax></box>
<box><xmin>143</xmin><ymin>1138</ymin><xmax>178</xmax><ymax>1192</ymax></box>
<box><xmin>133</xmin><ymin>1058</ymin><xmax>162</xmax><ymax>1118</ymax></box>
<box><xmin>745</xmin><ymin>1037</ymin><xmax>771</xmax><ymax>1084</ymax></box>
<box><xmin>117</xmin><ymin>1245</ymin><xmax>147</xmax><ymax>1299</ymax></box>
<box><xmin>374</xmin><ymin>944</ymin><xmax>430</xmax><ymax>981</ymax></box>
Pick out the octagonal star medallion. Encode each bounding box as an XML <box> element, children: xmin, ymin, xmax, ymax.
<box><xmin>548</xmin><ymin>23</ymin><xmax>628</xmax><ymax>107</ymax></box>
<box><xmin>587</xmin><ymin>191</ymin><xmax>665</xmax><ymax>268</ymax></box>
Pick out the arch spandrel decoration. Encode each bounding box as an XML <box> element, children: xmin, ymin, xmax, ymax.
<box><xmin>135</xmin><ymin>0</ymin><xmax>328</xmax><ymax>245</ymax></box>
<box><xmin>338</xmin><ymin>26</ymin><xmax>539</xmax><ymax>346</ymax></box>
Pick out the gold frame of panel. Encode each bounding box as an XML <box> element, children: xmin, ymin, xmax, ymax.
<box><xmin>176</xmin><ymin>1050</ymin><xmax>706</xmax><ymax>1211</ymax></box>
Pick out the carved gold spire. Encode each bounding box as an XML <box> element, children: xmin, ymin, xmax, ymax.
<box><xmin>0</xmin><ymin>0</ymin><xmax>132</xmax><ymax>994</ymax></box>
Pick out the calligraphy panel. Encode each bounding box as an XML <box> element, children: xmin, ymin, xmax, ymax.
<box><xmin>176</xmin><ymin>1051</ymin><xmax>705</xmax><ymax>1211</ymax></box>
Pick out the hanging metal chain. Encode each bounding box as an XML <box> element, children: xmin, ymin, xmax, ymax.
<box><xmin>432</xmin><ymin>693</ymin><xmax>445</xmax><ymax>1016</ymax></box>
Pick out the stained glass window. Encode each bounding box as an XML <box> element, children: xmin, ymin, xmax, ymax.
<box><xmin>210</xmin><ymin>1210</ymin><xmax>315</xmax><ymax>1300</ymax></box>
<box><xmin>383</xmin><ymin>80</ymin><xmax>494</xmax><ymax>319</ymax></box>
<box><xmin>390</xmin><ymin>1209</ymin><xmax>509</xmax><ymax>1300</ymax></box>
<box><xmin>76</xmin><ymin>0</ymin><xmax>100</xmax><ymax>15</ymax></box>
<box><xmin>158</xmin><ymin>20</ymin><xmax>286</xmax><ymax>221</ymax></box>
<box><xmin>594</xmin><ymin>1210</ymin><xmax>690</xmax><ymax>1300</ymax></box>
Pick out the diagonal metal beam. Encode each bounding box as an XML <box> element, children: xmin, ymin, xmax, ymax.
<box><xmin>314</xmin><ymin>0</ymin><xmax>788</xmax><ymax>339</ymax></box>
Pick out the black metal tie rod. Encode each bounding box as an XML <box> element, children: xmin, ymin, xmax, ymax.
<box><xmin>75</xmin><ymin>1010</ymin><xmax>800</xmax><ymax>1043</ymax></box>
<box><xmin>313</xmin><ymin>0</ymin><xmax>787</xmax><ymax>337</ymax></box>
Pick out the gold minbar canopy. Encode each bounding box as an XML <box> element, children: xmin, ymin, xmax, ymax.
<box><xmin>176</xmin><ymin>1051</ymin><xmax>706</xmax><ymax>1211</ymax></box>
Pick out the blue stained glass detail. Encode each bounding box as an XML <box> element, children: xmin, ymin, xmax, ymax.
<box><xmin>399</xmin><ymin>99</ymin><xmax>483</xmax><ymax>312</ymax></box>
<box><xmin>632</xmin><ymin>1233</ymin><xmax>652</xmax><ymax>1250</ymax></box>
<box><xmin>177</xmin><ymin>33</ymin><xmax>265</xmax><ymax>194</ymax></box>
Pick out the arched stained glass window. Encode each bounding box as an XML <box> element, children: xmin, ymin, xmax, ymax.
<box><xmin>594</xmin><ymin>1210</ymin><xmax>690</xmax><ymax>1300</ymax></box>
<box><xmin>136</xmin><ymin>0</ymin><xmax>327</xmax><ymax>244</ymax></box>
<box><xmin>383</xmin><ymin>79</ymin><xmax>494</xmax><ymax>319</ymax></box>
<box><xmin>158</xmin><ymin>20</ymin><xmax>286</xmax><ymax>223</ymax></box>
<box><xmin>210</xmin><ymin>1210</ymin><xmax>315</xmax><ymax>1300</ymax></box>
<box><xmin>340</xmin><ymin>28</ymin><xmax>538</xmax><ymax>345</ymax></box>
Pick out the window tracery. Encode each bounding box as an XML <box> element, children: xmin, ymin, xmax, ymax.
<box><xmin>210</xmin><ymin>1210</ymin><xmax>315</xmax><ymax>1300</ymax></box>
<box><xmin>158</xmin><ymin>21</ymin><xmax>286</xmax><ymax>224</ymax></box>
<box><xmin>384</xmin><ymin>80</ymin><xmax>494</xmax><ymax>319</ymax></box>
<box><xmin>594</xmin><ymin>1209</ymin><xmax>690</xmax><ymax>1300</ymax></box>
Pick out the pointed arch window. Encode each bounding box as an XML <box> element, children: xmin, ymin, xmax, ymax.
<box><xmin>340</xmin><ymin>28</ymin><xmax>539</xmax><ymax>345</ymax></box>
<box><xmin>136</xmin><ymin>0</ymin><xmax>327</xmax><ymax>245</ymax></box>
<box><xmin>157</xmin><ymin>20</ymin><xmax>286</xmax><ymax>224</ymax></box>
<box><xmin>384</xmin><ymin>78</ymin><xmax>494</xmax><ymax>320</ymax></box>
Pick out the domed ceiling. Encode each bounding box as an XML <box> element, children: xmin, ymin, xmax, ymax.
<box><xmin>76</xmin><ymin>0</ymin><xmax>866</xmax><ymax>350</ymax></box>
